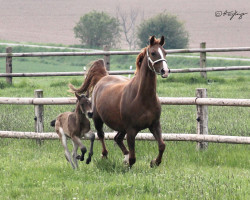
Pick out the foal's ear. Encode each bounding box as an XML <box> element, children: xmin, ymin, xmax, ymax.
<box><xmin>149</xmin><ymin>35</ymin><xmax>156</xmax><ymax>46</ymax></box>
<box><xmin>159</xmin><ymin>36</ymin><xmax>165</xmax><ymax>46</ymax></box>
<box><xmin>136</xmin><ymin>50</ymin><xmax>145</xmax><ymax>68</ymax></box>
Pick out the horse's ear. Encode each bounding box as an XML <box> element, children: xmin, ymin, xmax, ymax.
<box><xmin>160</xmin><ymin>36</ymin><xmax>165</xmax><ymax>46</ymax></box>
<box><xmin>75</xmin><ymin>92</ymin><xmax>81</xmax><ymax>101</ymax></box>
<box><xmin>149</xmin><ymin>35</ymin><xmax>155</xmax><ymax>46</ymax></box>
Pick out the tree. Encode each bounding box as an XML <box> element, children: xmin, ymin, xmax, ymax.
<box><xmin>74</xmin><ymin>11</ymin><xmax>121</xmax><ymax>48</ymax></box>
<box><xmin>137</xmin><ymin>12</ymin><xmax>189</xmax><ymax>49</ymax></box>
<box><xmin>116</xmin><ymin>6</ymin><xmax>140</xmax><ymax>50</ymax></box>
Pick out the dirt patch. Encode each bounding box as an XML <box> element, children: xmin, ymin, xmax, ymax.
<box><xmin>0</xmin><ymin>0</ymin><xmax>249</xmax><ymax>56</ymax></box>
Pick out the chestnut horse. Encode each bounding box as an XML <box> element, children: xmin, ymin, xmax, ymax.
<box><xmin>69</xmin><ymin>36</ymin><xmax>170</xmax><ymax>167</ymax></box>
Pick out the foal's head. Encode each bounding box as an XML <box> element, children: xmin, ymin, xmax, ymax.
<box><xmin>136</xmin><ymin>36</ymin><xmax>170</xmax><ymax>78</ymax></box>
<box><xmin>75</xmin><ymin>93</ymin><xmax>92</xmax><ymax>116</ymax></box>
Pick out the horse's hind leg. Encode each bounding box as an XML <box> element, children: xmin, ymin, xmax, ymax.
<box><xmin>94</xmin><ymin>116</ymin><xmax>108</xmax><ymax>158</ymax></box>
<box><xmin>84</xmin><ymin>132</ymin><xmax>95</xmax><ymax>164</ymax></box>
<box><xmin>114</xmin><ymin>131</ymin><xmax>129</xmax><ymax>164</ymax></box>
<box><xmin>149</xmin><ymin>121</ymin><xmax>166</xmax><ymax>167</ymax></box>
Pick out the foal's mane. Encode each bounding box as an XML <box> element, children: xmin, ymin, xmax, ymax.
<box><xmin>135</xmin><ymin>37</ymin><xmax>162</xmax><ymax>75</ymax></box>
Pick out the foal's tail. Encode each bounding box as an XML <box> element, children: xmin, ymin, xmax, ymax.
<box><xmin>50</xmin><ymin>119</ymin><xmax>56</xmax><ymax>127</ymax></box>
<box><xmin>68</xmin><ymin>59</ymin><xmax>108</xmax><ymax>97</ymax></box>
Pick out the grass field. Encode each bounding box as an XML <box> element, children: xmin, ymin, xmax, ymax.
<box><xmin>0</xmin><ymin>44</ymin><xmax>250</xmax><ymax>199</ymax></box>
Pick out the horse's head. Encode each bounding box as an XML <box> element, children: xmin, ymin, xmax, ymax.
<box><xmin>75</xmin><ymin>93</ymin><xmax>92</xmax><ymax>116</ymax></box>
<box><xmin>145</xmin><ymin>35</ymin><xmax>170</xmax><ymax>78</ymax></box>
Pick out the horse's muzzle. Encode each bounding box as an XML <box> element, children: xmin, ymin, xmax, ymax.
<box><xmin>161</xmin><ymin>68</ymin><xmax>170</xmax><ymax>78</ymax></box>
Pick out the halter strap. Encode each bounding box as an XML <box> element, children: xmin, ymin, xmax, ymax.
<box><xmin>146</xmin><ymin>48</ymin><xmax>167</xmax><ymax>74</ymax></box>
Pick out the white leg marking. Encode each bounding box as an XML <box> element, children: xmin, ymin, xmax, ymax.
<box><xmin>59</xmin><ymin>127</ymin><xmax>67</xmax><ymax>147</ymax></box>
<box><xmin>72</xmin><ymin>141</ymin><xmax>79</xmax><ymax>169</ymax></box>
<box><xmin>123</xmin><ymin>154</ymin><xmax>129</xmax><ymax>165</ymax></box>
<box><xmin>59</xmin><ymin>127</ymin><xmax>75</xmax><ymax>169</ymax></box>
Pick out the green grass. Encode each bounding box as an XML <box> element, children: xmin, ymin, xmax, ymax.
<box><xmin>0</xmin><ymin>139</ymin><xmax>249</xmax><ymax>200</ymax></box>
<box><xmin>0</xmin><ymin>44</ymin><xmax>250</xmax><ymax>199</ymax></box>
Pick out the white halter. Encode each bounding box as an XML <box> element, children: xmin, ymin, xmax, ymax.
<box><xmin>146</xmin><ymin>48</ymin><xmax>167</xmax><ymax>74</ymax></box>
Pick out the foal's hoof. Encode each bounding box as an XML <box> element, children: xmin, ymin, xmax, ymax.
<box><xmin>76</xmin><ymin>155</ymin><xmax>85</xmax><ymax>161</ymax></box>
<box><xmin>86</xmin><ymin>157</ymin><xmax>91</xmax><ymax>164</ymax></box>
<box><xmin>150</xmin><ymin>159</ymin><xmax>161</xmax><ymax>168</ymax></box>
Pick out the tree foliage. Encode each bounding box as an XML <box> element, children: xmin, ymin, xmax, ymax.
<box><xmin>137</xmin><ymin>13</ymin><xmax>189</xmax><ymax>49</ymax></box>
<box><xmin>74</xmin><ymin>11</ymin><xmax>121</xmax><ymax>48</ymax></box>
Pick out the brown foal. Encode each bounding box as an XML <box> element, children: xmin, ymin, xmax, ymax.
<box><xmin>50</xmin><ymin>93</ymin><xmax>95</xmax><ymax>169</ymax></box>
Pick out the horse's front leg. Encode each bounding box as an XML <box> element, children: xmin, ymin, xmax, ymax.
<box><xmin>114</xmin><ymin>131</ymin><xmax>129</xmax><ymax>164</ymax></box>
<box><xmin>126</xmin><ymin>129</ymin><xmax>138</xmax><ymax>167</ymax></box>
<box><xmin>149</xmin><ymin>121</ymin><xmax>166</xmax><ymax>167</ymax></box>
<box><xmin>94</xmin><ymin>116</ymin><xmax>108</xmax><ymax>158</ymax></box>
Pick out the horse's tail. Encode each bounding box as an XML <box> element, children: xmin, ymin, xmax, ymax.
<box><xmin>50</xmin><ymin>119</ymin><xmax>56</xmax><ymax>127</ymax></box>
<box><xmin>68</xmin><ymin>59</ymin><xmax>108</xmax><ymax>97</ymax></box>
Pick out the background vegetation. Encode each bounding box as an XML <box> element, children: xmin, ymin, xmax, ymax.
<box><xmin>0</xmin><ymin>44</ymin><xmax>249</xmax><ymax>199</ymax></box>
<box><xmin>73</xmin><ymin>11</ymin><xmax>189</xmax><ymax>49</ymax></box>
<box><xmin>74</xmin><ymin>11</ymin><xmax>121</xmax><ymax>48</ymax></box>
<box><xmin>137</xmin><ymin>12</ymin><xmax>189</xmax><ymax>49</ymax></box>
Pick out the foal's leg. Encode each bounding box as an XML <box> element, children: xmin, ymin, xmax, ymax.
<box><xmin>58</xmin><ymin>128</ymin><xmax>76</xmax><ymax>169</ymax></box>
<box><xmin>126</xmin><ymin>129</ymin><xmax>138</xmax><ymax>167</ymax></box>
<box><xmin>149</xmin><ymin>121</ymin><xmax>166</xmax><ymax>167</ymax></box>
<box><xmin>114</xmin><ymin>131</ymin><xmax>129</xmax><ymax>164</ymax></box>
<box><xmin>71</xmin><ymin>135</ymin><xmax>87</xmax><ymax>162</ymax></box>
<box><xmin>71</xmin><ymin>140</ymin><xmax>79</xmax><ymax>169</ymax></box>
<box><xmin>84</xmin><ymin>132</ymin><xmax>95</xmax><ymax>164</ymax></box>
<box><xmin>94</xmin><ymin>116</ymin><xmax>108</xmax><ymax>158</ymax></box>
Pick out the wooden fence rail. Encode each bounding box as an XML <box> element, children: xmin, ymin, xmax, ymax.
<box><xmin>0</xmin><ymin>131</ymin><xmax>250</xmax><ymax>144</ymax></box>
<box><xmin>1</xmin><ymin>88</ymin><xmax>250</xmax><ymax>149</ymax></box>
<box><xmin>1</xmin><ymin>43</ymin><xmax>250</xmax><ymax>84</ymax></box>
<box><xmin>1</xmin><ymin>46</ymin><xmax>250</xmax><ymax>58</ymax></box>
<box><xmin>1</xmin><ymin>66</ymin><xmax>250</xmax><ymax>77</ymax></box>
<box><xmin>1</xmin><ymin>96</ymin><xmax>250</xmax><ymax>106</ymax></box>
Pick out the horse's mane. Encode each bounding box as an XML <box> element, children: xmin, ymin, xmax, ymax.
<box><xmin>135</xmin><ymin>37</ymin><xmax>162</xmax><ymax>75</ymax></box>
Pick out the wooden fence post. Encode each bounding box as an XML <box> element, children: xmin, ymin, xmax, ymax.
<box><xmin>34</xmin><ymin>89</ymin><xmax>44</xmax><ymax>145</ymax></box>
<box><xmin>6</xmin><ymin>47</ymin><xmax>12</xmax><ymax>84</ymax></box>
<box><xmin>196</xmin><ymin>88</ymin><xmax>208</xmax><ymax>150</ymax></box>
<box><xmin>200</xmin><ymin>42</ymin><xmax>207</xmax><ymax>79</ymax></box>
<box><xmin>103</xmin><ymin>45</ymin><xmax>110</xmax><ymax>71</ymax></box>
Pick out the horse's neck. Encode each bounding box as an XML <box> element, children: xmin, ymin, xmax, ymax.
<box><xmin>134</xmin><ymin>59</ymin><xmax>157</xmax><ymax>100</ymax></box>
<box><xmin>75</xmin><ymin>105</ymin><xmax>85</xmax><ymax>122</ymax></box>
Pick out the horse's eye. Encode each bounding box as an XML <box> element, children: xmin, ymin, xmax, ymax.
<box><xmin>151</xmin><ymin>52</ymin><xmax>156</xmax><ymax>56</ymax></box>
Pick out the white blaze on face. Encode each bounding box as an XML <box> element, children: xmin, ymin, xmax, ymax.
<box><xmin>158</xmin><ymin>48</ymin><xmax>169</xmax><ymax>78</ymax></box>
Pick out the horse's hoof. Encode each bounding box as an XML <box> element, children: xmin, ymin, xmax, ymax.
<box><xmin>150</xmin><ymin>159</ymin><xmax>161</xmax><ymax>168</ymax></box>
<box><xmin>101</xmin><ymin>154</ymin><xmax>108</xmax><ymax>159</ymax></box>
<box><xmin>150</xmin><ymin>159</ymin><xmax>157</xmax><ymax>168</ymax></box>
<box><xmin>123</xmin><ymin>154</ymin><xmax>129</xmax><ymax>165</ymax></box>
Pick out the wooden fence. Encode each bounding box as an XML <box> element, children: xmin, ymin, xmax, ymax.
<box><xmin>1</xmin><ymin>43</ymin><xmax>250</xmax><ymax>84</ymax></box>
<box><xmin>1</xmin><ymin>89</ymin><xmax>250</xmax><ymax>149</ymax></box>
